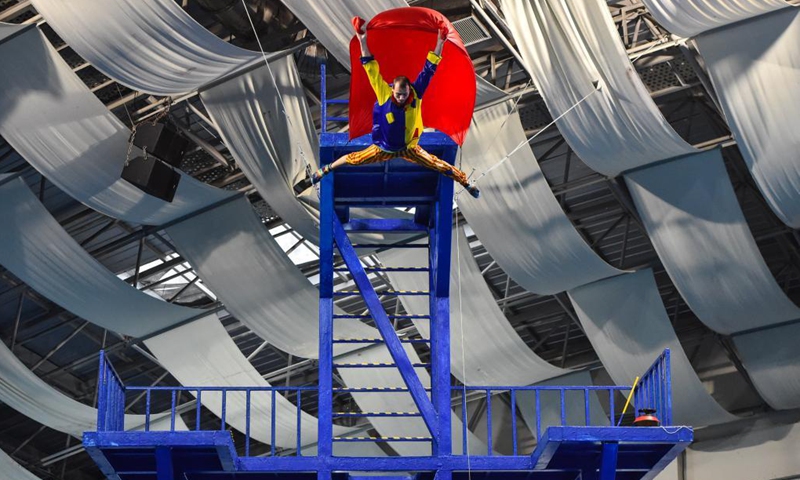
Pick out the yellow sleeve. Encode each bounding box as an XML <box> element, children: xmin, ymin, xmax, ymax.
<box><xmin>363</xmin><ymin>58</ymin><xmax>392</xmax><ymax>104</ymax></box>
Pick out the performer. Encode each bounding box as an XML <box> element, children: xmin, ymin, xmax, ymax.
<box><xmin>308</xmin><ymin>16</ymin><xmax>480</xmax><ymax>198</ymax></box>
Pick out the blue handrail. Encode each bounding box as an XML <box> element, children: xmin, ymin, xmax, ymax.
<box><xmin>635</xmin><ymin>348</ymin><xmax>672</xmax><ymax>426</ymax></box>
<box><xmin>94</xmin><ymin>349</ymin><xmax>672</xmax><ymax>457</ymax></box>
<box><xmin>96</xmin><ymin>350</ymin><xmax>125</xmax><ymax>432</ymax></box>
<box><xmin>320</xmin><ymin>63</ymin><xmax>350</xmax><ymax>134</ymax></box>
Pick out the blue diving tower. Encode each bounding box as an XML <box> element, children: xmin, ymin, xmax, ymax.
<box><xmin>82</xmin><ymin>74</ymin><xmax>692</xmax><ymax>480</ymax></box>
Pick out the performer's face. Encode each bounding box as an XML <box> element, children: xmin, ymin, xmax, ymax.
<box><xmin>392</xmin><ymin>85</ymin><xmax>410</xmax><ymax>103</ymax></box>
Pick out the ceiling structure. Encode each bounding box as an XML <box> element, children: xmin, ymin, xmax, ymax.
<box><xmin>0</xmin><ymin>0</ymin><xmax>799</xmax><ymax>479</ymax></box>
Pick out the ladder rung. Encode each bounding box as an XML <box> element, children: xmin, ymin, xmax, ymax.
<box><xmin>349</xmin><ymin>244</ymin><xmax>429</xmax><ymax>249</ymax></box>
<box><xmin>332</xmin><ymin>315</ymin><xmax>431</xmax><ymax>320</ymax></box>
<box><xmin>333</xmin><ymin>436</ymin><xmax>432</xmax><ymax>442</ymax></box>
<box><xmin>332</xmin><ymin>338</ymin><xmax>429</xmax><ymax>344</ymax></box>
<box><xmin>332</xmin><ymin>412</ymin><xmax>421</xmax><ymax>418</ymax></box>
<box><xmin>333</xmin><ymin>362</ymin><xmax>431</xmax><ymax>368</ymax></box>
<box><xmin>333</xmin><ymin>267</ymin><xmax>430</xmax><ymax>273</ymax></box>
<box><xmin>332</xmin><ymin>387</ymin><xmax>432</xmax><ymax>392</ymax></box>
<box><xmin>333</xmin><ymin>290</ymin><xmax>429</xmax><ymax>296</ymax></box>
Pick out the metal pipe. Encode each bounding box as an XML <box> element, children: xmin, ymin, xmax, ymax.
<box><xmin>470</xmin><ymin>0</ymin><xmax>535</xmax><ymax>82</ymax></box>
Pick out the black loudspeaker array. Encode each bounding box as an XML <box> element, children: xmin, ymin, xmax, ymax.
<box><xmin>121</xmin><ymin>122</ymin><xmax>189</xmax><ymax>202</ymax></box>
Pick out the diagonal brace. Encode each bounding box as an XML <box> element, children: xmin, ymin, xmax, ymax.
<box><xmin>332</xmin><ymin>217</ymin><xmax>438</xmax><ymax>436</ymax></box>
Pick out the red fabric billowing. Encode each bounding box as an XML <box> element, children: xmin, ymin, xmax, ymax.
<box><xmin>348</xmin><ymin>7</ymin><xmax>476</xmax><ymax>146</ymax></box>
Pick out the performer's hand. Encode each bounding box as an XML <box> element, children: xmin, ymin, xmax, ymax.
<box><xmin>438</xmin><ymin>21</ymin><xmax>449</xmax><ymax>40</ymax></box>
<box><xmin>352</xmin><ymin>16</ymin><xmax>366</xmax><ymax>35</ymax></box>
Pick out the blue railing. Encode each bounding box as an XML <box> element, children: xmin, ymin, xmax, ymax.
<box><xmin>453</xmin><ymin>385</ymin><xmax>630</xmax><ymax>456</ymax></box>
<box><xmin>319</xmin><ymin>64</ymin><xmax>349</xmax><ymax>133</ymax></box>
<box><xmin>96</xmin><ymin>350</ymin><xmax>125</xmax><ymax>432</ymax></box>
<box><xmin>635</xmin><ymin>348</ymin><xmax>672</xmax><ymax>426</ymax></box>
<box><xmin>96</xmin><ymin>349</ymin><xmax>672</xmax><ymax>457</ymax></box>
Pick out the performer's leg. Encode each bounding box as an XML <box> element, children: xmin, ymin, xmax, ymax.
<box><xmin>312</xmin><ymin>145</ymin><xmax>389</xmax><ymax>183</ymax></box>
<box><xmin>400</xmin><ymin>146</ymin><xmax>480</xmax><ymax>197</ymax></box>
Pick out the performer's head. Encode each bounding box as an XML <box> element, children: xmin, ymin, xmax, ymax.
<box><xmin>392</xmin><ymin>76</ymin><xmax>411</xmax><ymax>103</ymax></box>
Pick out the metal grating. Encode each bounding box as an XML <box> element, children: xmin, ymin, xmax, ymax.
<box><xmin>452</xmin><ymin>16</ymin><xmax>491</xmax><ymax>47</ymax></box>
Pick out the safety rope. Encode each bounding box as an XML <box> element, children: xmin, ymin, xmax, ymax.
<box><xmin>454</xmin><ymin>198</ymin><xmax>473</xmax><ymax>479</ymax></box>
<box><xmin>240</xmin><ymin>0</ymin><xmax>315</xmax><ymax>190</ymax></box>
<box><xmin>454</xmin><ymin>83</ymin><xmax>601</xmax><ymax>200</ymax></box>
<box><xmin>454</xmin><ymin>35</ymin><xmax>671</xmax><ymax>199</ymax></box>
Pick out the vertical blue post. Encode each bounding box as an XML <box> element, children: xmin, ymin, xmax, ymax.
<box><xmin>431</xmin><ymin>160</ymin><xmax>454</xmax><ymax>459</ymax></box>
<box><xmin>318</xmin><ymin>173</ymin><xmax>334</xmax><ymax>461</ymax></box>
<box><xmin>664</xmin><ymin>349</ymin><xmax>672</xmax><ymax>425</ymax></box>
<box><xmin>155</xmin><ymin>446</ymin><xmax>173</xmax><ymax>480</ymax></box>
<box><xmin>320</xmin><ymin>63</ymin><xmax>327</xmax><ymax>134</ymax></box>
<box><xmin>598</xmin><ymin>442</ymin><xmax>619</xmax><ymax>480</ymax></box>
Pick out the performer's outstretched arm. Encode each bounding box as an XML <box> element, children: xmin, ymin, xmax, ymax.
<box><xmin>353</xmin><ymin>17</ymin><xmax>392</xmax><ymax>104</ymax></box>
<box><xmin>413</xmin><ymin>24</ymin><xmax>448</xmax><ymax>98</ymax></box>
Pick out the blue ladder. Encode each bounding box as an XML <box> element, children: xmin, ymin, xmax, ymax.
<box><xmin>317</xmin><ymin>132</ymin><xmax>459</xmax><ymax>464</ymax></box>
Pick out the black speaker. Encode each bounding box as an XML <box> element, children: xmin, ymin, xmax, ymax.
<box><xmin>121</xmin><ymin>156</ymin><xmax>181</xmax><ymax>202</ymax></box>
<box><xmin>131</xmin><ymin>122</ymin><xmax>188</xmax><ymax>167</ymax></box>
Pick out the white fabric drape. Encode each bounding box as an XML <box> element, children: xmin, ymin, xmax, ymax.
<box><xmin>624</xmin><ymin>149</ymin><xmax>800</xmax><ymax>335</ymax></box>
<box><xmin>199</xmin><ymin>56</ymin><xmax>321</xmax><ymax>242</ymax></box>
<box><xmin>639</xmin><ymin>2</ymin><xmax>800</xmax><ymax>228</ymax></box>
<box><xmin>29</xmin><ymin>0</ymin><xmax>258</xmax><ymax>94</ymax></box>
<box><xmin>143</xmin><ymin>315</ymin><xmax>352</xmax><ymax>447</ymax></box>
<box><xmin>499</xmin><ymin>0</ymin><xmax>695</xmax><ymax>176</ymax></box>
<box><xmin>695</xmin><ymin>9</ymin><xmax>800</xmax><ymax>228</ymax></box>
<box><xmin>0</xmin><ymin>24</ymin><xmax>232</xmax><ymax>226</ymax></box>
<box><xmin>733</xmin><ymin>325</ymin><xmax>800</xmax><ymax>410</ymax></box>
<box><xmin>379</xmin><ymin>231</ymin><xmax>567</xmax><ymax>386</ymax></box>
<box><xmin>640</xmin><ymin>0</ymin><xmax>790</xmax><ymax>38</ymax></box>
<box><xmin>460</xmin><ymin>88</ymin><xmax>622</xmax><ymax>295</ymax></box>
<box><xmin>0</xmin><ymin>177</ymin><xmax>330</xmax><ymax>443</ymax></box>
<box><xmin>0</xmin><ymin>338</ymin><xmax>186</xmax><ymax>438</ymax></box>
<box><xmin>685</xmin><ymin>414</ymin><xmax>800</xmax><ymax>480</ymax></box>
<box><xmin>0</xmin><ymin>176</ymin><xmax>199</xmax><ymax>338</ymax></box>
<box><xmin>281</xmin><ymin>0</ymin><xmax>406</xmax><ymax>69</ymax></box>
<box><xmin>0</xmin><ymin>448</ymin><xmax>39</xmax><ymax>480</ymax></box>
<box><xmin>568</xmin><ymin>269</ymin><xmax>736</xmax><ymax>426</ymax></box>
<box><xmin>165</xmin><ymin>197</ymin><xmax>375</xmax><ymax>358</ymax></box>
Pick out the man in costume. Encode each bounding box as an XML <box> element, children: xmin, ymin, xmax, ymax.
<box><xmin>309</xmin><ymin>16</ymin><xmax>480</xmax><ymax>198</ymax></box>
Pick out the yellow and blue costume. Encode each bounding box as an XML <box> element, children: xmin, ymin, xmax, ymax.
<box><xmin>340</xmin><ymin>52</ymin><xmax>470</xmax><ymax>188</ymax></box>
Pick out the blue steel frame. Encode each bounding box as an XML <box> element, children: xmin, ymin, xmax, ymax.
<box><xmin>83</xmin><ymin>65</ymin><xmax>689</xmax><ymax>480</ymax></box>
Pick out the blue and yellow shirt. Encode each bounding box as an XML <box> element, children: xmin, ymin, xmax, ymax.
<box><xmin>361</xmin><ymin>52</ymin><xmax>441</xmax><ymax>152</ymax></box>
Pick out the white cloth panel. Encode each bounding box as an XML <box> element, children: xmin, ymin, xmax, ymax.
<box><xmin>640</xmin><ymin>0</ymin><xmax>789</xmax><ymax>38</ymax></box>
<box><xmin>733</xmin><ymin>325</ymin><xmax>800</xmax><ymax>410</ymax></box>
<box><xmin>165</xmin><ymin>197</ymin><xmax>375</xmax><ymax>358</ymax></box>
<box><xmin>686</xmin><ymin>415</ymin><xmax>800</xmax><ymax>480</ymax></box>
<box><xmin>0</xmin><ymin>339</ymin><xmax>186</xmax><ymax>438</ymax></box>
<box><xmin>695</xmin><ymin>9</ymin><xmax>800</xmax><ymax>228</ymax></box>
<box><xmin>516</xmin><ymin>370</ymin><xmax>607</xmax><ymax>439</ymax></box>
<box><xmin>199</xmin><ymin>56</ymin><xmax>321</xmax><ymax>242</ymax></box>
<box><xmin>0</xmin><ymin>177</ymin><xmax>198</xmax><ymax>338</ymax></box>
<box><xmin>460</xmin><ymin>93</ymin><xmax>622</xmax><ymax>295</ymax></box>
<box><xmin>500</xmin><ymin>0</ymin><xmax>695</xmax><ymax>176</ymax></box>
<box><xmin>624</xmin><ymin>149</ymin><xmax>800</xmax><ymax>334</ymax></box>
<box><xmin>281</xmin><ymin>0</ymin><xmax>406</xmax><ymax>69</ymax></box>
<box><xmin>337</xmin><ymin>344</ymin><xmax>487</xmax><ymax>456</ymax></box>
<box><xmin>0</xmin><ymin>21</ymin><xmax>30</xmax><ymax>42</ymax></box>
<box><xmin>379</xmin><ymin>231</ymin><xmax>566</xmax><ymax>386</ymax></box>
<box><xmin>29</xmin><ymin>0</ymin><xmax>258</xmax><ymax>94</ymax></box>
<box><xmin>0</xmin><ymin>25</ymin><xmax>232</xmax><ymax>226</ymax></box>
<box><xmin>143</xmin><ymin>315</ymin><xmax>353</xmax><ymax>447</ymax></box>
<box><xmin>568</xmin><ymin>269</ymin><xmax>736</xmax><ymax>426</ymax></box>
<box><xmin>0</xmin><ymin>177</ymin><xmax>327</xmax><ymax>440</ymax></box>
<box><xmin>0</xmin><ymin>448</ymin><xmax>40</xmax><ymax>480</ymax></box>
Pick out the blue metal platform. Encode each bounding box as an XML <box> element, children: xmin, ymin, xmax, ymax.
<box><xmin>83</xmin><ymin>72</ymin><xmax>691</xmax><ymax>480</ymax></box>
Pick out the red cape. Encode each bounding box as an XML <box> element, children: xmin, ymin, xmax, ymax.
<box><xmin>348</xmin><ymin>7</ymin><xmax>476</xmax><ymax>146</ymax></box>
